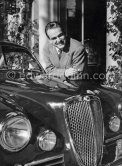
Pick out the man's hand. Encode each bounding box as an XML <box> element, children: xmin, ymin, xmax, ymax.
<box><xmin>65</xmin><ymin>68</ymin><xmax>78</xmax><ymax>77</ymax></box>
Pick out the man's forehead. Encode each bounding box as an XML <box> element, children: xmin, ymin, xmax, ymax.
<box><xmin>47</xmin><ymin>27</ymin><xmax>62</xmax><ymax>35</ymax></box>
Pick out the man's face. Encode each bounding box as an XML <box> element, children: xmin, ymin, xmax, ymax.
<box><xmin>47</xmin><ymin>27</ymin><xmax>66</xmax><ymax>50</ymax></box>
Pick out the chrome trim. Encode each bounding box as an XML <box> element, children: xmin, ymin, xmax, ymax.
<box><xmin>0</xmin><ymin>112</ymin><xmax>32</xmax><ymax>152</ymax></box>
<box><xmin>63</xmin><ymin>95</ymin><xmax>87</xmax><ymax>164</ymax></box>
<box><xmin>24</xmin><ymin>154</ymin><xmax>64</xmax><ymax>166</ymax></box>
<box><xmin>6</xmin><ymin>80</ymin><xmax>26</xmax><ymax>86</ymax></box>
<box><xmin>105</xmin><ymin>134</ymin><xmax>122</xmax><ymax>144</ymax></box>
<box><xmin>37</xmin><ymin>129</ymin><xmax>57</xmax><ymax>151</ymax></box>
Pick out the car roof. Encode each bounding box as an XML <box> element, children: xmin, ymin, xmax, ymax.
<box><xmin>0</xmin><ymin>41</ymin><xmax>29</xmax><ymax>51</ymax></box>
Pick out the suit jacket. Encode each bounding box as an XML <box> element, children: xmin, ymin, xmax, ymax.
<box><xmin>44</xmin><ymin>38</ymin><xmax>88</xmax><ymax>80</ymax></box>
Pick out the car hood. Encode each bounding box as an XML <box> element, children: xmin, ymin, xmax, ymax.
<box><xmin>0</xmin><ymin>79</ymin><xmax>122</xmax><ymax>106</ymax></box>
<box><xmin>0</xmin><ymin>79</ymin><xmax>122</xmax><ymax>141</ymax></box>
<box><xmin>0</xmin><ymin>78</ymin><xmax>81</xmax><ymax>117</ymax></box>
<box><xmin>0</xmin><ymin>79</ymin><xmax>74</xmax><ymax>130</ymax></box>
<box><xmin>0</xmin><ymin>78</ymin><xmax>80</xmax><ymax>98</ymax></box>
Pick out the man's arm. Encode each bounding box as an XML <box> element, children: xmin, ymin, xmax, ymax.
<box><xmin>72</xmin><ymin>46</ymin><xmax>87</xmax><ymax>71</ymax></box>
<box><xmin>44</xmin><ymin>46</ymin><xmax>87</xmax><ymax>80</ymax></box>
<box><xmin>66</xmin><ymin>46</ymin><xmax>87</xmax><ymax>80</ymax></box>
<box><xmin>44</xmin><ymin>55</ymin><xmax>66</xmax><ymax>80</ymax></box>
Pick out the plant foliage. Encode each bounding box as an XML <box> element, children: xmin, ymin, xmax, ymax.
<box><xmin>106</xmin><ymin>0</ymin><xmax>122</xmax><ymax>90</ymax></box>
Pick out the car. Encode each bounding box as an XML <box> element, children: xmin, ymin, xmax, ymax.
<box><xmin>0</xmin><ymin>41</ymin><xmax>122</xmax><ymax>166</ymax></box>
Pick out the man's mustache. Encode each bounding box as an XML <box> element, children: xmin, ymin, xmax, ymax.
<box><xmin>56</xmin><ymin>40</ymin><xmax>65</xmax><ymax>45</ymax></box>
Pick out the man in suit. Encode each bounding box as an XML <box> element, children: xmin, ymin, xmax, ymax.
<box><xmin>44</xmin><ymin>21</ymin><xmax>88</xmax><ymax>81</ymax></box>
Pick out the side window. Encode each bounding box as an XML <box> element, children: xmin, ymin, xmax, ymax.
<box><xmin>5</xmin><ymin>52</ymin><xmax>22</xmax><ymax>69</ymax></box>
<box><xmin>2</xmin><ymin>46</ymin><xmax>40</xmax><ymax>70</ymax></box>
<box><xmin>22</xmin><ymin>52</ymin><xmax>39</xmax><ymax>70</ymax></box>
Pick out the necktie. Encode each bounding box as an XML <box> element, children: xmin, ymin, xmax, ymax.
<box><xmin>58</xmin><ymin>49</ymin><xmax>62</xmax><ymax>59</ymax></box>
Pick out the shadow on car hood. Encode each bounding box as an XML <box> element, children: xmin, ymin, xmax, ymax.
<box><xmin>0</xmin><ymin>77</ymin><xmax>81</xmax><ymax>100</ymax></box>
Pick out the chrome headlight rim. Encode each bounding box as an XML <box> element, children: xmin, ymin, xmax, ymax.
<box><xmin>109</xmin><ymin>115</ymin><xmax>120</xmax><ymax>132</ymax></box>
<box><xmin>37</xmin><ymin>129</ymin><xmax>57</xmax><ymax>151</ymax></box>
<box><xmin>0</xmin><ymin>112</ymin><xmax>32</xmax><ymax>152</ymax></box>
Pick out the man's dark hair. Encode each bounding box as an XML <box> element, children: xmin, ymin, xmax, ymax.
<box><xmin>45</xmin><ymin>21</ymin><xmax>64</xmax><ymax>39</ymax></box>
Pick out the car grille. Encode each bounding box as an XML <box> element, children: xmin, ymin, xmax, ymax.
<box><xmin>64</xmin><ymin>95</ymin><xmax>103</xmax><ymax>166</ymax></box>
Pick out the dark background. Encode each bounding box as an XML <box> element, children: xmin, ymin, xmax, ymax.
<box><xmin>60</xmin><ymin>0</ymin><xmax>106</xmax><ymax>81</ymax></box>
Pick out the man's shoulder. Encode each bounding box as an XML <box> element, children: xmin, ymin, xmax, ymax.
<box><xmin>70</xmin><ymin>38</ymin><xmax>84</xmax><ymax>50</ymax></box>
<box><xmin>45</xmin><ymin>43</ymin><xmax>54</xmax><ymax>55</ymax></box>
<box><xmin>44</xmin><ymin>43</ymin><xmax>54</xmax><ymax>58</ymax></box>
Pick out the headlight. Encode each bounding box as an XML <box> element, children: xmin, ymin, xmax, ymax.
<box><xmin>109</xmin><ymin>115</ymin><xmax>120</xmax><ymax>132</ymax></box>
<box><xmin>37</xmin><ymin>129</ymin><xmax>56</xmax><ymax>151</ymax></box>
<box><xmin>0</xmin><ymin>112</ymin><xmax>32</xmax><ymax>152</ymax></box>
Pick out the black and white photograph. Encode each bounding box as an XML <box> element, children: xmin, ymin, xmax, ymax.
<box><xmin>0</xmin><ymin>0</ymin><xmax>122</xmax><ymax>166</ymax></box>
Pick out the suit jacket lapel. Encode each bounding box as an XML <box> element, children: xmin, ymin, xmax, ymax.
<box><xmin>49</xmin><ymin>45</ymin><xmax>60</xmax><ymax>67</ymax></box>
<box><xmin>49</xmin><ymin>43</ymin><xmax>71</xmax><ymax>68</ymax></box>
<box><xmin>59</xmin><ymin>52</ymin><xmax>70</xmax><ymax>68</ymax></box>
